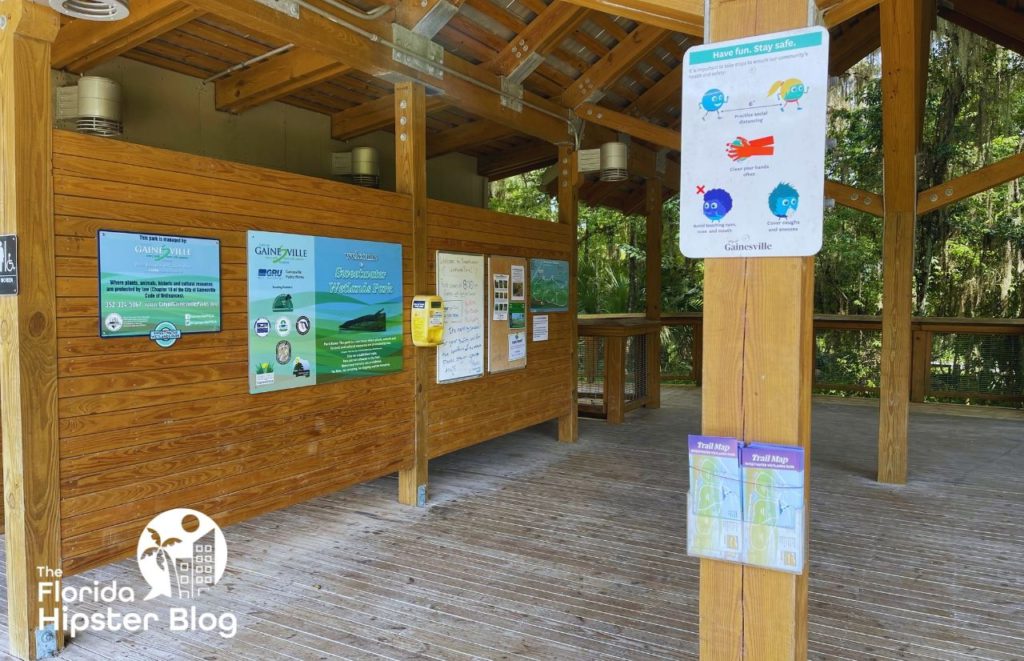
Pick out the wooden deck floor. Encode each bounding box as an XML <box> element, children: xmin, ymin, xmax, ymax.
<box><xmin>1</xmin><ymin>388</ymin><xmax>1022</xmax><ymax>660</ymax></box>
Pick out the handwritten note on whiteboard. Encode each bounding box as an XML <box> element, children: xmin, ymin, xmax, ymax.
<box><xmin>436</xmin><ymin>251</ymin><xmax>485</xmax><ymax>383</ymax></box>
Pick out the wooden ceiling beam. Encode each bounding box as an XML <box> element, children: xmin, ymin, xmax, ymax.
<box><xmin>558</xmin><ymin>0</ymin><xmax>703</xmax><ymax>37</ymax></box>
<box><xmin>825</xmin><ymin>180</ymin><xmax>884</xmax><ymax>216</ymax></box>
<box><xmin>828</xmin><ymin>6</ymin><xmax>880</xmax><ymax>75</ymax></box>
<box><xmin>562</xmin><ymin>23</ymin><xmax>669</xmax><ymax>108</ymax></box>
<box><xmin>52</xmin><ymin>0</ymin><xmax>204</xmax><ymax>72</ymax></box>
<box><xmin>183</xmin><ymin>0</ymin><xmax>572</xmax><ymax>145</ymax></box>
<box><xmin>477</xmin><ymin>142</ymin><xmax>558</xmax><ymax>180</ymax></box>
<box><xmin>215</xmin><ymin>49</ymin><xmax>349</xmax><ymax>114</ymax></box>
<box><xmin>819</xmin><ymin>0</ymin><xmax>880</xmax><ymax>28</ymax></box>
<box><xmin>332</xmin><ymin>94</ymin><xmax>449</xmax><ymax>140</ymax></box>
<box><xmin>627</xmin><ymin>63</ymin><xmax>682</xmax><ymax>119</ymax></box>
<box><xmin>943</xmin><ymin>0</ymin><xmax>1024</xmax><ymax>50</ymax></box>
<box><xmin>939</xmin><ymin>4</ymin><xmax>1024</xmax><ymax>56</ymax></box>
<box><xmin>918</xmin><ymin>151</ymin><xmax>1024</xmax><ymax>214</ymax></box>
<box><xmin>488</xmin><ymin>2</ymin><xmax>589</xmax><ymax>81</ymax></box>
<box><xmin>427</xmin><ymin>119</ymin><xmax>517</xmax><ymax>158</ymax></box>
<box><xmin>577</xmin><ymin>103</ymin><xmax>679</xmax><ymax>151</ymax></box>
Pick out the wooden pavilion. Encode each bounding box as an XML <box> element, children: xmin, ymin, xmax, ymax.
<box><xmin>0</xmin><ymin>0</ymin><xmax>1021</xmax><ymax>658</ymax></box>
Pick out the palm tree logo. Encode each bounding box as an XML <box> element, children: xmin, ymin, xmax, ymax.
<box><xmin>139</xmin><ymin>528</ymin><xmax>183</xmax><ymax>598</ymax></box>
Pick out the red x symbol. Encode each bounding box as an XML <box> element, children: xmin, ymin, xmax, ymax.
<box><xmin>696</xmin><ymin>185</ymin><xmax>706</xmax><ymax>194</ymax></box>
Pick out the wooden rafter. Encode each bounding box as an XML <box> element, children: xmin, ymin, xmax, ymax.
<box><xmin>565</xmin><ymin>23</ymin><xmax>667</xmax><ymax>108</ymax></box>
<box><xmin>215</xmin><ymin>49</ymin><xmax>348</xmax><ymax>114</ymax></box>
<box><xmin>940</xmin><ymin>1</ymin><xmax>1024</xmax><ymax>56</ymax></box>
<box><xmin>478</xmin><ymin>142</ymin><xmax>558</xmax><ymax>180</ymax></box>
<box><xmin>627</xmin><ymin>63</ymin><xmax>682</xmax><ymax>119</ymax></box>
<box><xmin>829</xmin><ymin>6</ymin><xmax>880</xmax><ymax>75</ymax></box>
<box><xmin>825</xmin><ymin>179</ymin><xmax>884</xmax><ymax>216</ymax></box>
<box><xmin>576</xmin><ymin>103</ymin><xmax>679</xmax><ymax>151</ymax></box>
<box><xmin>819</xmin><ymin>0</ymin><xmax>880</xmax><ymax>28</ymax></box>
<box><xmin>559</xmin><ymin>0</ymin><xmax>703</xmax><ymax>37</ymax></box>
<box><xmin>52</xmin><ymin>0</ymin><xmax>204</xmax><ymax>72</ymax></box>
<box><xmin>562</xmin><ymin>24</ymin><xmax>669</xmax><ymax>108</ymax></box>
<box><xmin>488</xmin><ymin>2</ymin><xmax>588</xmax><ymax>81</ymax></box>
<box><xmin>332</xmin><ymin>94</ymin><xmax>449</xmax><ymax>141</ymax></box>
<box><xmin>427</xmin><ymin>119</ymin><xmax>516</xmax><ymax>158</ymax></box>
<box><xmin>182</xmin><ymin>0</ymin><xmax>573</xmax><ymax>145</ymax></box>
<box><xmin>918</xmin><ymin>151</ymin><xmax>1024</xmax><ymax>214</ymax></box>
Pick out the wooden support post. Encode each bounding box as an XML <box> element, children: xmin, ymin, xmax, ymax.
<box><xmin>395</xmin><ymin>82</ymin><xmax>430</xmax><ymax>507</ymax></box>
<box><xmin>645</xmin><ymin>178</ymin><xmax>662</xmax><ymax>410</ymax></box>
<box><xmin>0</xmin><ymin>2</ymin><xmax>63</xmax><ymax>658</ymax></box>
<box><xmin>878</xmin><ymin>0</ymin><xmax>925</xmax><ymax>485</ymax></box>
<box><xmin>700</xmin><ymin>1</ymin><xmax>812</xmax><ymax>659</ymax></box>
<box><xmin>605</xmin><ymin>335</ymin><xmax>625</xmax><ymax>425</ymax></box>
<box><xmin>910</xmin><ymin>330</ymin><xmax>930</xmax><ymax>403</ymax></box>
<box><xmin>558</xmin><ymin>145</ymin><xmax>580</xmax><ymax>442</ymax></box>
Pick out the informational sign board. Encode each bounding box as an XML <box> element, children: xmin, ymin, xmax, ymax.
<box><xmin>529</xmin><ymin>258</ymin><xmax>570</xmax><ymax>312</ymax></box>
<box><xmin>98</xmin><ymin>230</ymin><xmax>221</xmax><ymax>338</ymax></box>
<box><xmin>488</xmin><ymin>255</ymin><xmax>528</xmax><ymax>372</ymax></box>
<box><xmin>247</xmin><ymin>230</ymin><xmax>403</xmax><ymax>394</ymax></box>
<box><xmin>679</xmin><ymin>27</ymin><xmax>829</xmax><ymax>258</ymax></box>
<box><xmin>0</xmin><ymin>234</ymin><xmax>17</xmax><ymax>295</ymax></box>
<box><xmin>436</xmin><ymin>251</ymin><xmax>485</xmax><ymax>383</ymax></box>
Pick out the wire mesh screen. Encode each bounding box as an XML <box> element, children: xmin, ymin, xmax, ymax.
<box><xmin>813</xmin><ymin>329</ymin><xmax>882</xmax><ymax>395</ymax></box>
<box><xmin>578</xmin><ymin>336</ymin><xmax>605</xmax><ymax>405</ymax></box>
<box><xmin>625</xmin><ymin>334</ymin><xmax>648</xmax><ymax>403</ymax></box>
<box><xmin>661</xmin><ymin>325</ymin><xmax>697</xmax><ymax>383</ymax></box>
<box><xmin>928</xmin><ymin>332</ymin><xmax>1023</xmax><ymax>402</ymax></box>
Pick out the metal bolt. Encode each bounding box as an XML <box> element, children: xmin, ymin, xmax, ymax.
<box><xmin>851</xmin><ymin>193</ymin><xmax>859</xmax><ymax>201</ymax></box>
<box><xmin>400</xmin><ymin>99</ymin><xmax>408</xmax><ymax>109</ymax></box>
<box><xmin>945</xmin><ymin>188</ymin><xmax>953</xmax><ymax>196</ymax></box>
<box><xmin>400</xmin><ymin>133</ymin><xmax>408</xmax><ymax>141</ymax></box>
<box><xmin>930</xmin><ymin>193</ymin><xmax>938</xmax><ymax>202</ymax></box>
<box><xmin>516</xmin><ymin>52</ymin><xmax>522</xmax><ymax>59</ymax></box>
<box><xmin>0</xmin><ymin>15</ymin><xmax>6</xmax><ymax>30</ymax></box>
<box><xmin>400</xmin><ymin>116</ymin><xmax>407</xmax><ymax>126</ymax></box>
<box><xmin>519</xmin><ymin>39</ymin><xmax>525</xmax><ymax>46</ymax></box>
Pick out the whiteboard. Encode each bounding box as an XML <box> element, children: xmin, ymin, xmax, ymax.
<box><xmin>436</xmin><ymin>251</ymin><xmax>486</xmax><ymax>383</ymax></box>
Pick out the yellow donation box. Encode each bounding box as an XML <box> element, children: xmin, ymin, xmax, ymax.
<box><xmin>411</xmin><ymin>295</ymin><xmax>445</xmax><ymax>347</ymax></box>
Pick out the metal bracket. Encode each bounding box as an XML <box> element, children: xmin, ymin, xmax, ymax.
<box><xmin>35</xmin><ymin>626</ymin><xmax>57</xmax><ymax>659</ymax></box>
<box><xmin>392</xmin><ymin>23</ymin><xmax>444</xmax><ymax>79</ymax></box>
<box><xmin>655</xmin><ymin>149</ymin><xmax>668</xmax><ymax>175</ymax></box>
<box><xmin>412</xmin><ymin>0</ymin><xmax>459</xmax><ymax>38</ymax></box>
<box><xmin>505</xmin><ymin>51</ymin><xmax>544</xmax><ymax>85</ymax></box>
<box><xmin>499</xmin><ymin>76</ymin><xmax>524</xmax><ymax>113</ymax></box>
<box><xmin>416</xmin><ymin>484</ymin><xmax>427</xmax><ymax>507</ymax></box>
<box><xmin>255</xmin><ymin>0</ymin><xmax>300</xmax><ymax>19</ymax></box>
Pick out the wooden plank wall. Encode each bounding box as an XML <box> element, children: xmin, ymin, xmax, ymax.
<box><xmin>52</xmin><ymin>131</ymin><xmax>416</xmax><ymax>574</ymax></box>
<box><xmin>425</xmin><ymin>201</ymin><xmax>575</xmax><ymax>459</ymax></box>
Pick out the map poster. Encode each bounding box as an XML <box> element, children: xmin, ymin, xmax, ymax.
<box><xmin>687</xmin><ymin>435</ymin><xmax>743</xmax><ymax>562</ymax></box>
<box><xmin>247</xmin><ymin>230</ymin><xmax>403</xmax><ymax>394</ymax></box>
<box><xmin>529</xmin><ymin>258</ymin><xmax>569</xmax><ymax>312</ymax></box>
<box><xmin>679</xmin><ymin>27</ymin><xmax>829</xmax><ymax>258</ymax></box>
<box><xmin>740</xmin><ymin>442</ymin><xmax>805</xmax><ymax>573</ymax></box>
<box><xmin>98</xmin><ymin>230</ymin><xmax>221</xmax><ymax>338</ymax></box>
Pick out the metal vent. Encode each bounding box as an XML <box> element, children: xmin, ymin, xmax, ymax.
<box><xmin>48</xmin><ymin>0</ymin><xmax>129</xmax><ymax>21</ymax></box>
<box><xmin>599</xmin><ymin>142</ymin><xmax>628</xmax><ymax>182</ymax></box>
<box><xmin>56</xmin><ymin>77</ymin><xmax>123</xmax><ymax>137</ymax></box>
<box><xmin>332</xmin><ymin>147</ymin><xmax>380</xmax><ymax>189</ymax></box>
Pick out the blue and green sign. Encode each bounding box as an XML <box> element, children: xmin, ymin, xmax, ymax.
<box><xmin>98</xmin><ymin>230</ymin><xmax>222</xmax><ymax>339</ymax></box>
<box><xmin>247</xmin><ymin>230</ymin><xmax>403</xmax><ymax>394</ymax></box>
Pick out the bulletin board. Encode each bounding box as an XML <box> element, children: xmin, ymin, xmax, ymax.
<box><xmin>488</xmin><ymin>255</ymin><xmax>528</xmax><ymax>373</ymax></box>
<box><xmin>436</xmin><ymin>251</ymin><xmax>486</xmax><ymax>383</ymax></box>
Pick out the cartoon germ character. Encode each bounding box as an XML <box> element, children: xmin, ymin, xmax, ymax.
<box><xmin>702</xmin><ymin>188</ymin><xmax>733</xmax><ymax>222</ymax></box>
<box><xmin>768</xmin><ymin>78</ymin><xmax>807</xmax><ymax>111</ymax></box>
<box><xmin>768</xmin><ymin>183</ymin><xmax>800</xmax><ymax>218</ymax></box>
<box><xmin>700</xmin><ymin>88</ymin><xmax>728</xmax><ymax>119</ymax></box>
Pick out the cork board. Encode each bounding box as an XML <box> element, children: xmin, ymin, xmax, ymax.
<box><xmin>488</xmin><ymin>255</ymin><xmax>528</xmax><ymax>373</ymax></box>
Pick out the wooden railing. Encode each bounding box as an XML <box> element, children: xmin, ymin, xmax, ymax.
<box><xmin>580</xmin><ymin>314</ymin><xmax>1024</xmax><ymax>416</ymax></box>
<box><xmin>577</xmin><ymin>316</ymin><xmax>661</xmax><ymax>423</ymax></box>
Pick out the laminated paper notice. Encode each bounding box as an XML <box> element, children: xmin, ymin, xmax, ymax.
<box><xmin>493</xmin><ymin>274</ymin><xmax>509</xmax><ymax>321</ymax></box>
<box><xmin>740</xmin><ymin>443</ymin><xmax>805</xmax><ymax>573</ymax></box>
<box><xmin>510</xmin><ymin>264</ymin><xmax>525</xmax><ymax>301</ymax></box>
<box><xmin>687</xmin><ymin>435</ymin><xmax>743</xmax><ymax>562</ymax></box>
<box><xmin>532</xmin><ymin>315</ymin><xmax>549</xmax><ymax>341</ymax></box>
<box><xmin>508</xmin><ymin>331</ymin><xmax>526</xmax><ymax>361</ymax></box>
